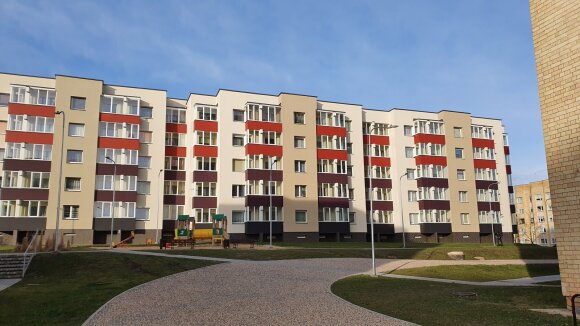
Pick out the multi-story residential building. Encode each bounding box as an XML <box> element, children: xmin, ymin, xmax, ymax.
<box><xmin>514</xmin><ymin>180</ymin><xmax>554</xmax><ymax>246</ymax></box>
<box><xmin>0</xmin><ymin>72</ymin><xmax>515</xmax><ymax>246</ymax></box>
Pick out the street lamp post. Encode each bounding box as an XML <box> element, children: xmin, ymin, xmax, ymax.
<box><xmin>269</xmin><ymin>158</ymin><xmax>278</xmax><ymax>248</ymax></box>
<box><xmin>54</xmin><ymin>111</ymin><xmax>65</xmax><ymax>251</ymax></box>
<box><xmin>367</xmin><ymin>122</ymin><xmax>398</xmax><ymax>276</ymax></box>
<box><xmin>106</xmin><ymin>156</ymin><xmax>117</xmax><ymax>248</ymax></box>
<box><xmin>399</xmin><ymin>172</ymin><xmax>408</xmax><ymax>248</ymax></box>
<box><xmin>155</xmin><ymin>169</ymin><xmax>163</xmax><ymax>244</ymax></box>
<box><xmin>488</xmin><ymin>181</ymin><xmax>500</xmax><ymax>246</ymax></box>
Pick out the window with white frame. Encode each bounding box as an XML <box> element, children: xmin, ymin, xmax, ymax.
<box><xmin>139</xmin><ymin>131</ymin><xmax>152</xmax><ymax>143</ymax></box>
<box><xmin>10</xmin><ymin>86</ymin><xmax>26</xmax><ymax>103</ymax></box>
<box><xmin>166</xmin><ymin>108</ymin><xmax>186</xmax><ymax>124</ymax></box>
<box><xmin>455</xmin><ymin>148</ymin><xmax>464</xmax><ymax>159</ymax></box>
<box><xmin>474</xmin><ymin>168</ymin><xmax>497</xmax><ymax>181</ymax></box>
<box><xmin>406</xmin><ymin>169</ymin><xmax>415</xmax><ymax>180</ymax></box>
<box><xmin>457</xmin><ymin>169</ymin><xmax>466</xmax><ymax>180</ymax></box>
<box><xmin>28</xmin><ymin>87</ymin><xmax>56</xmax><ymax>106</ymax></box>
<box><xmin>99</xmin><ymin>122</ymin><xmax>139</xmax><ymax>139</ymax></box>
<box><xmin>418</xmin><ymin>187</ymin><xmax>447</xmax><ymax>200</ymax></box>
<box><xmin>8</xmin><ymin>115</ymin><xmax>54</xmax><ymax>133</ymax></box>
<box><xmin>246</xmin><ymin>180</ymin><xmax>281</xmax><ymax>196</ymax></box>
<box><xmin>196</xmin><ymin>131</ymin><xmax>217</xmax><ymax>146</ymax></box>
<box><xmin>94</xmin><ymin>202</ymin><xmax>136</xmax><ymax>218</ymax></box>
<box><xmin>196</xmin><ymin>105</ymin><xmax>217</xmax><ymax>121</ymax></box>
<box><xmin>416</xmin><ymin>165</ymin><xmax>447</xmax><ymax>178</ymax></box>
<box><xmin>164</xmin><ymin>180</ymin><xmax>185</xmax><ymax>195</ymax></box>
<box><xmin>232</xmin><ymin>185</ymin><xmax>245</xmax><ymax>197</ymax></box>
<box><xmin>163</xmin><ymin>205</ymin><xmax>184</xmax><ymax>220</ymax></box>
<box><xmin>65</xmin><ymin>177</ymin><xmax>81</xmax><ymax>191</ymax></box>
<box><xmin>370</xmin><ymin>188</ymin><xmax>392</xmax><ymax>201</ymax></box>
<box><xmin>318</xmin><ymin>207</ymin><xmax>348</xmax><ymax>222</ymax></box>
<box><xmin>478</xmin><ymin>210</ymin><xmax>501</xmax><ymax>224</ymax></box>
<box><xmin>459</xmin><ymin>191</ymin><xmax>468</xmax><ymax>203</ymax></box>
<box><xmin>403</xmin><ymin>125</ymin><xmax>413</xmax><ymax>136</ymax></box>
<box><xmin>232</xmin><ymin>210</ymin><xmax>245</xmax><ymax>223</ymax></box>
<box><xmin>471</xmin><ymin>125</ymin><xmax>493</xmax><ymax>139</ymax></box>
<box><xmin>20</xmin><ymin>143</ymin><xmax>52</xmax><ymax>161</ymax></box>
<box><xmin>409</xmin><ymin>213</ymin><xmax>419</xmax><ymax>224</ymax></box>
<box><xmin>316</xmin><ymin>111</ymin><xmax>345</xmax><ymax>127</ymax></box>
<box><xmin>64</xmin><ymin>205</ymin><xmax>80</xmax><ymax>219</ymax></box>
<box><xmin>246</xmin><ymin>104</ymin><xmax>280</xmax><ymax>122</ymax></box>
<box><xmin>294</xmin><ymin>136</ymin><xmax>305</xmax><ymax>148</ymax></box>
<box><xmin>194</xmin><ymin>182</ymin><xmax>217</xmax><ymax>197</ymax></box>
<box><xmin>195</xmin><ymin>157</ymin><xmax>217</xmax><ymax>171</ymax></box>
<box><xmin>193</xmin><ymin>208</ymin><xmax>217</xmax><ymax>223</ymax></box>
<box><xmin>460</xmin><ymin>213</ymin><xmax>470</xmax><ymax>224</ymax></box>
<box><xmin>0</xmin><ymin>93</ymin><xmax>9</xmax><ymax>106</ymax></box>
<box><xmin>366</xmin><ymin>166</ymin><xmax>390</xmax><ymax>179</ymax></box>
<box><xmin>295</xmin><ymin>185</ymin><xmax>307</xmax><ymax>198</ymax></box>
<box><xmin>418</xmin><ymin>210</ymin><xmax>450</xmax><ymax>223</ymax></box>
<box><xmin>68</xmin><ymin>123</ymin><xmax>85</xmax><ymax>137</ymax></box>
<box><xmin>232</xmin><ymin>134</ymin><xmax>245</xmax><ymax>146</ymax></box>
<box><xmin>473</xmin><ymin>147</ymin><xmax>495</xmax><ymax>160</ymax></box>
<box><xmin>97</xmin><ymin>148</ymin><xmax>138</xmax><ymax>165</ymax></box>
<box><xmin>165</xmin><ymin>156</ymin><xmax>186</xmax><ymax>170</ymax></box>
<box><xmin>453</xmin><ymin>127</ymin><xmax>463</xmax><ymax>138</ymax></box>
<box><xmin>136</xmin><ymin>208</ymin><xmax>149</xmax><ymax>220</ymax></box>
<box><xmin>477</xmin><ymin>189</ymin><xmax>499</xmax><ymax>202</ymax></box>
<box><xmin>100</xmin><ymin>95</ymin><xmax>139</xmax><ymax>115</ymax></box>
<box><xmin>232</xmin><ymin>159</ymin><xmax>245</xmax><ymax>172</ymax></box>
<box><xmin>295</xmin><ymin>160</ymin><xmax>306</xmax><ymax>173</ymax></box>
<box><xmin>246</xmin><ymin>155</ymin><xmax>280</xmax><ymax>170</ymax></box>
<box><xmin>233</xmin><ymin>110</ymin><xmax>245</xmax><ymax>122</ymax></box>
<box><xmin>138</xmin><ymin>156</ymin><xmax>151</xmax><ymax>169</ymax></box>
<box><xmin>67</xmin><ymin>150</ymin><xmax>83</xmax><ymax>163</ymax></box>
<box><xmin>408</xmin><ymin>191</ymin><xmax>417</xmax><ymax>202</ymax></box>
<box><xmin>414</xmin><ymin>120</ymin><xmax>444</xmax><ymax>135</ymax></box>
<box><xmin>295</xmin><ymin>210</ymin><xmax>307</xmax><ymax>223</ymax></box>
<box><xmin>318</xmin><ymin>183</ymin><xmax>348</xmax><ymax>198</ymax></box>
<box><xmin>367</xmin><ymin>210</ymin><xmax>393</xmax><ymax>224</ymax></box>
<box><xmin>294</xmin><ymin>112</ymin><xmax>305</xmax><ymax>124</ymax></box>
<box><xmin>140</xmin><ymin>106</ymin><xmax>153</xmax><ymax>119</ymax></box>
<box><xmin>415</xmin><ymin>143</ymin><xmax>444</xmax><ymax>156</ymax></box>
<box><xmin>165</xmin><ymin>132</ymin><xmax>186</xmax><ymax>146</ymax></box>
<box><xmin>137</xmin><ymin>181</ymin><xmax>150</xmax><ymax>194</ymax></box>
<box><xmin>405</xmin><ymin>147</ymin><xmax>414</xmax><ymax>158</ymax></box>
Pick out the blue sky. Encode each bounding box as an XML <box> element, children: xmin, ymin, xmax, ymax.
<box><xmin>0</xmin><ymin>0</ymin><xmax>546</xmax><ymax>184</ymax></box>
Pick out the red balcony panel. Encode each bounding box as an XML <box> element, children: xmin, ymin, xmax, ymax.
<box><xmin>194</xmin><ymin>120</ymin><xmax>218</xmax><ymax>132</ymax></box>
<box><xmin>245</xmin><ymin>144</ymin><xmax>283</xmax><ymax>157</ymax></box>
<box><xmin>316</xmin><ymin>125</ymin><xmax>347</xmax><ymax>137</ymax></box>
<box><xmin>165</xmin><ymin>147</ymin><xmax>187</xmax><ymax>157</ymax></box>
<box><xmin>475</xmin><ymin>180</ymin><xmax>499</xmax><ymax>190</ymax></box>
<box><xmin>415</xmin><ymin>155</ymin><xmax>447</xmax><ymax>166</ymax></box>
<box><xmin>193</xmin><ymin>145</ymin><xmax>218</xmax><ymax>157</ymax></box>
<box><xmin>363</xmin><ymin>156</ymin><xmax>391</xmax><ymax>167</ymax></box>
<box><xmin>362</xmin><ymin>135</ymin><xmax>389</xmax><ymax>145</ymax></box>
<box><xmin>418</xmin><ymin>200</ymin><xmax>451</xmax><ymax>210</ymax></box>
<box><xmin>364</xmin><ymin>178</ymin><xmax>392</xmax><ymax>188</ymax></box>
<box><xmin>474</xmin><ymin>159</ymin><xmax>496</xmax><ymax>169</ymax></box>
<box><xmin>193</xmin><ymin>171</ymin><xmax>218</xmax><ymax>182</ymax></box>
<box><xmin>99</xmin><ymin>113</ymin><xmax>140</xmax><ymax>124</ymax></box>
<box><xmin>413</xmin><ymin>134</ymin><xmax>445</xmax><ymax>145</ymax></box>
<box><xmin>317</xmin><ymin>149</ymin><xmax>348</xmax><ymax>161</ymax></box>
<box><xmin>317</xmin><ymin>173</ymin><xmax>348</xmax><ymax>184</ymax></box>
<box><xmin>164</xmin><ymin>170</ymin><xmax>186</xmax><ymax>181</ymax></box>
<box><xmin>504</xmin><ymin>146</ymin><xmax>510</xmax><ymax>155</ymax></box>
<box><xmin>164</xmin><ymin>195</ymin><xmax>185</xmax><ymax>205</ymax></box>
<box><xmin>472</xmin><ymin>138</ymin><xmax>495</xmax><ymax>149</ymax></box>
<box><xmin>1</xmin><ymin>188</ymin><xmax>49</xmax><ymax>201</ymax></box>
<box><xmin>192</xmin><ymin>197</ymin><xmax>218</xmax><ymax>209</ymax></box>
<box><xmin>506</xmin><ymin>165</ymin><xmax>512</xmax><ymax>174</ymax></box>
<box><xmin>477</xmin><ymin>202</ymin><xmax>501</xmax><ymax>212</ymax></box>
<box><xmin>366</xmin><ymin>201</ymin><xmax>394</xmax><ymax>211</ymax></box>
<box><xmin>318</xmin><ymin>197</ymin><xmax>350</xmax><ymax>208</ymax></box>
<box><xmin>3</xmin><ymin>159</ymin><xmax>51</xmax><ymax>172</ymax></box>
<box><xmin>246</xmin><ymin>169</ymin><xmax>283</xmax><ymax>181</ymax></box>
<box><xmin>95</xmin><ymin>190</ymin><xmax>137</xmax><ymax>202</ymax></box>
<box><xmin>96</xmin><ymin>164</ymin><xmax>138</xmax><ymax>176</ymax></box>
<box><xmin>5</xmin><ymin>131</ymin><xmax>53</xmax><ymax>145</ymax></box>
<box><xmin>8</xmin><ymin>103</ymin><xmax>55</xmax><ymax>117</ymax></box>
<box><xmin>98</xmin><ymin>137</ymin><xmax>140</xmax><ymax>150</ymax></box>
<box><xmin>166</xmin><ymin>123</ymin><xmax>187</xmax><ymax>133</ymax></box>
<box><xmin>245</xmin><ymin>120</ymin><xmax>282</xmax><ymax>132</ymax></box>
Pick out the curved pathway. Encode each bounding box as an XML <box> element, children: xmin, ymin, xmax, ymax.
<box><xmin>84</xmin><ymin>258</ymin><xmax>412</xmax><ymax>326</ymax></box>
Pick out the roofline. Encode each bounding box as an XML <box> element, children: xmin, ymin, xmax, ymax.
<box><xmin>56</xmin><ymin>74</ymin><xmax>103</xmax><ymax>83</ymax></box>
<box><xmin>319</xmin><ymin>99</ymin><xmax>363</xmax><ymax>107</ymax></box>
<box><xmin>0</xmin><ymin>71</ymin><xmax>54</xmax><ymax>80</ymax></box>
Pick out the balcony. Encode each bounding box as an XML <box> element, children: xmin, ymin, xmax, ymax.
<box><xmin>245</xmin><ymin>221</ymin><xmax>283</xmax><ymax>234</ymax></box>
<box><xmin>0</xmin><ymin>217</ymin><xmax>47</xmax><ymax>231</ymax></box>
<box><xmin>94</xmin><ymin>217</ymin><xmax>135</xmax><ymax>231</ymax></box>
<box><xmin>420</xmin><ymin>223</ymin><xmax>452</xmax><ymax>234</ymax></box>
<box><xmin>479</xmin><ymin>224</ymin><xmax>503</xmax><ymax>234</ymax></box>
<box><xmin>367</xmin><ymin>223</ymin><xmax>394</xmax><ymax>235</ymax></box>
<box><xmin>319</xmin><ymin>222</ymin><xmax>350</xmax><ymax>234</ymax></box>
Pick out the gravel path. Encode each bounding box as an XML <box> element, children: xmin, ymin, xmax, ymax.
<box><xmin>84</xmin><ymin>258</ymin><xmax>413</xmax><ymax>326</ymax></box>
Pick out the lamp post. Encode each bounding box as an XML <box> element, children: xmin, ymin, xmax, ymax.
<box><xmin>105</xmin><ymin>156</ymin><xmax>116</xmax><ymax>248</ymax></box>
<box><xmin>367</xmin><ymin>122</ymin><xmax>398</xmax><ymax>276</ymax></box>
<box><xmin>155</xmin><ymin>169</ymin><xmax>163</xmax><ymax>244</ymax></box>
<box><xmin>487</xmin><ymin>181</ymin><xmax>500</xmax><ymax>246</ymax></box>
<box><xmin>399</xmin><ymin>172</ymin><xmax>408</xmax><ymax>248</ymax></box>
<box><xmin>54</xmin><ymin>111</ymin><xmax>65</xmax><ymax>251</ymax></box>
<box><xmin>269</xmin><ymin>158</ymin><xmax>278</xmax><ymax>248</ymax></box>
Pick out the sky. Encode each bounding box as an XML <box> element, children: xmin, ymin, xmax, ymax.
<box><xmin>0</xmin><ymin>0</ymin><xmax>547</xmax><ymax>184</ymax></box>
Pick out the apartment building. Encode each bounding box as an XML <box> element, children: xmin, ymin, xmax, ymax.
<box><xmin>0</xmin><ymin>72</ymin><xmax>515</xmax><ymax>245</ymax></box>
<box><xmin>514</xmin><ymin>180</ymin><xmax>554</xmax><ymax>246</ymax></box>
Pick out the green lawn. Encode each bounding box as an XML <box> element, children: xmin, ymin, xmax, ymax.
<box><xmin>151</xmin><ymin>244</ymin><xmax>557</xmax><ymax>261</ymax></box>
<box><xmin>390</xmin><ymin>264</ymin><xmax>560</xmax><ymax>282</ymax></box>
<box><xmin>0</xmin><ymin>252</ymin><xmax>216</xmax><ymax>326</ymax></box>
<box><xmin>332</xmin><ymin>275</ymin><xmax>571</xmax><ymax>326</ymax></box>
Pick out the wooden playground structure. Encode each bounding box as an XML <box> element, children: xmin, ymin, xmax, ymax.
<box><xmin>162</xmin><ymin>214</ymin><xmax>229</xmax><ymax>249</ymax></box>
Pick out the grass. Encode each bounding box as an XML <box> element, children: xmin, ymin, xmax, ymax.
<box><xmin>0</xmin><ymin>245</ymin><xmax>16</xmax><ymax>253</ymax></box>
<box><xmin>332</xmin><ymin>275</ymin><xmax>571</xmax><ymax>326</ymax></box>
<box><xmin>150</xmin><ymin>244</ymin><xmax>557</xmax><ymax>261</ymax></box>
<box><xmin>0</xmin><ymin>252</ymin><xmax>216</xmax><ymax>326</ymax></box>
<box><xmin>390</xmin><ymin>264</ymin><xmax>560</xmax><ymax>282</ymax></box>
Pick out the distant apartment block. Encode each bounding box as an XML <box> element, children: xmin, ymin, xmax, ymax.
<box><xmin>0</xmin><ymin>72</ymin><xmax>515</xmax><ymax>245</ymax></box>
<box><xmin>514</xmin><ymin>180</ymin><xmax>555</xmax><ymax>246</ymax></box>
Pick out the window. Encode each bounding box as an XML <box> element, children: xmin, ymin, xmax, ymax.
<box><xmin>196</xmin><ymin>105</ymin><xmax>217</xmax><ymax>121</ymax></box>
<box><xmin>405</xmin><ymin>147</ymin><xmax>414</xmax><ymax>158</ymax></box>
<box><xmin>101</xmin><ymin>95</ymin><xmax>139</xmax><ymax>115</ymax></box>
<box><xmin>0</xmin><ymin>148</ymin><xmax>4</xmax><ymax>161</ymax></box>
<box><xmin>414</xmin><ymin>120</ymin><xmax>444</xmax><ymax>135</ymax></box>
<box><xmin>195</xmin><ymin>157</ymin><xmax>216</xmax><ymax>171</ymax></box>
<box><xmin>457</xmin><ymin>169</ymin><xmax>466</xmax><ymax>180</ymax></box>
<box><xmin>194</xmin><ymin>208</ymin><xmax>217</xmax><ymax>223</ymax></box>
<box><xmin>136</xmin><ymin>208</ymin><xmax>149</xmax><ymax>220</ymax></box>
<box><xmin>455</xmin><ymin>148</ymin><xmax>464</xmax><ymax>159</ymax></box>
<box><xmin>65</xmin><ymin>177</ymin><xmax>81</xmax><ymax>191</ymax></box>
<box><xmin>70</xmin><ymin>97</ymin><xmax>86</xmax><ymax>110</ymax></box>
<box><xmin>295</xmin><ymin>185</ymin><xmax>307</xmax><ymax>198</ymax></box>
<box><xmin>163</xmin><ymin>205</ymin><xmax>184</xmax><ymax>220</ymax></box>
<box><xmin>406</xmin><ymin>169</ymin><xmax>415</xmax><ymax>180</ymax></box>
<box><xmin>233</xmin><ymin>109</ymin><xmax>245</xmax><ymax>122</ymax></box>
<box><xmin>409</xmin><ymin>213</ymin><xmax>419</xmax><ymax>225</ymax></box>
<box><xmin>138</xmin><ymin>156</ymin><xmax>151</xmax><ymax>169</ymax></box>
<box><xmin>459</xmin><ymin>191</ymin><xmax>468</xmax><ymax>203</ymax></box>
<box><xmin>232</xmin><ymin>159</ymin><xmax>245</xmax><ymax>172</ymax></box>
<box><xmin>164</xmin><ymin>181</ymin><xmax>185</xmax><ymax>195</ymax></box>
<box><xmin>195</xmin><ymin>131</ymin><xmax>217</xmax><ymax>146</ymax></box>
<box><xmin>403</xmin><ymin>125</ymin><xmax>413</xmax><ymax>136</ymax></box>
<box><xmin>63</xmin><ymin>205</ymin><xmax>80</xmax><ymax>219</ymax></box>
<box><xmin>295</xmin><ymin>210</ymin><xmax>307</xmax><ymax>223</ymax></box>
<box><xmin>68</xmin><ymin>123</ymin><xmax>85</xmax><ymax>137</ymax></box>
<box><xmin>29</xmin><ymin>87</ymin><xmax>56</xmax><ymax>106</ymax></box>
<box><xmin>408</xmin><ymin>191</ymin><xmax>417</xmax><ymax>202</ymax></box>
<box><xmin>97</xmin><ymin>148</ymin><xmax>138</xmax><ymax>165</ymax></box>
<box><xmin>471</xmin><ymin>125</ymin><xmax>493</xmax><ymax>139</ymax></box>
<box><xmin>194</xmin><ymin>182</ymin><xmax>217</xmax><ymax>197</ymax></box>
<box><xmin>165</xmin><ymin>132</ymin><xmax>186</xmax><ymax>146</ymax></box>
<box><xmin>139</xmin><ymin>131</ymin><xmax>152</xmax><ymax>143</ymax></box>
<box><xmin>232</xmin><ymin>134</ymin><xmax>245</xmax><ymax>146</ymax></box>
<box><xmin>294</xmin><ymin>136</ymin><xmax>305</xmax><ymax>148</ymax></box>
<box><xmin>516</xmin><ymin>197</ymin><xmax>522</xmax><ymax>204</ymax></box>
<box><xmin>294</xmin><ymin>112</ymin><xmax>305</xmax><ymax>124</ymax></box>
<box><xmin>137</xmin><ymin>181</ymin><xmax>150</xmax><ymax>194</ymax></box>
<box><xmin>232</xmin><ymin>210</ymin><xmax>245</xmax><ymax>223</ymax></box>
<box><xmin>67</xmin><ymin>150</ymin><xmax>83</xmax><ymax>163</ymax></box>
<box><xmin>453</xmin><ymin>127</ymin><xmax>463</xmax><ymax>138</ymax></box>
<box><xmin>460</xmin><ymin>213</ymin><xmax>470</xmax><ymax>225</ymax></box>
<box><xmin>140</xmin><ymin>106</ymin><xmax>153</xmax><ymax>119</ymax></box>
<box><xmin>166</xmin><ymin>108</ymin><xmax>186</xmax><ymax>124</ymax></box>
<box><xmin>232</xmin><ymin>185</ymin><xmax>245</xmax><ymax>197</ymax></box>
<box><xmin>0</xmin><ymin>93</ymin><xmax>9</xmax><ymax>106</ymax></box>
<box><xmin>295</xmin><ymin>160</ymin><xmax>306</xmax><ymax>173</ymax></box>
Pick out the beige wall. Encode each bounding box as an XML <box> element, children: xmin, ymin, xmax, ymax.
<box><xmin>515</xmin><ymin>180</ymin><xmax>554</xmax><ymax>245</ymax></box>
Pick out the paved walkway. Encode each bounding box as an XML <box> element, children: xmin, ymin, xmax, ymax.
<box><xmin>84</xmin><ymin>258</ymin><xmax>414</xmax><ymax>326</ymax></box>
<box><xmin>376</xmin><ymin>259</ymin><xmax>559</xmax><ymax>274</ymax></box>
<box><xmin>0</xmin><ymin>278</ymin><xmax>20</xmax><ymax>292</ymax></box>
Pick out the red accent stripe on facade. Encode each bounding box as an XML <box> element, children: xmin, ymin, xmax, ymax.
<box><xmin>165</xmin><ymin>147</ymin><xmax>187</xmax><ymax>157</ymax></box>
<box><xmin>317</xmin><ymin>149</ymin><xmax>348</xmax><ymax>160</ymax></box>
<box><xmin>316</xmin><ymin>125</ymin><xmax>347</xmax><ymax>137</ymax></box>
<box><xmin>472</xmin><ymin>138</ymin><xmax>495</xmax><ymax>148</ymax></box>
<box><xmin>363</xmin><ymin>156</ymin><xmax>391</xmax><ymax>167</ymax></box>
<box><xmin>99</xmin><ymin>113</ymin><xmax>140</xmax><ymax>124</ymax></box>
<box><xmin>415</xmin><ymin>155</ymin><xmax>447</xmax><ymax>166</ymax></box>
<box><xmin>473</xmin><ymin>159</ymin><xmax>497</xmax><ymax>169</ymax></box>
<box><xmin>165</xmin><ymin>123</ymin><xmax>187</xmax><ymax>133</ymax></box>
<box><xmin>194</xmin><ymin>120</ymin><xmax>218</xmax><ymax>132</ymax></box>
<box><xmin>504</xmin><ymin>146</ymin><xmax>510</xmax><ymax>155</ymax></box>
<box><xmin>8</xmin><ymin>103</ymin><xmax>55</xmax><ymax>117</ymax></box>
<box><xmin>98</xmin><ymin>137</ymin><xmax>140</xmax><ymax>150</ymax></box>
<box><xmin>413</xmin><ymin>134</ymin><xmax>445</xmax><ymax>144</ymax></box>
<box><xmin>362</xmin><ymin>135</ymin><xmax>390</xmax><ymax>145</ymax></box>
<box><xmin>506</xmin><ymin>165</ymin><xmax>512</xmax><ymax>174</ymax></box>
<box><xmin>193</xmin><ymin>145</ymin><xmax>218</xmax><ymax>157</ymax></box>
<box><xmin>5</xmin><ymin>131</ymin><xmax>53</xmax><ymax>144</ymax></box>
<box><xmin>245</xmin><ymin>144</ymin><xmax>283</xmax><ymax>157</ymax></box>
<box><xmin>245</xmin><ymin>120</ymin><xmax>282</xmax><ymax>132</ymax></box>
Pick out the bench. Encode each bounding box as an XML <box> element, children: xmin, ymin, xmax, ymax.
<box><xmin>230</xmin><ymin>239</ymin><xmax>256</xmax><ymax>249</ymax></box>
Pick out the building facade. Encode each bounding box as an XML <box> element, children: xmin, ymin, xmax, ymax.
<box><xmin>514</xmin><ymin>180</ymin><xmax>555</xmax><ymax>246</ymax></box>
<box><xmin>530</xmin><ymin>0</ymin><xmax>580</xmax><ymax>308</ymax></box>
<box><xmin>0</xmin><ymin>72</ymin><xmax>515</xmax><ymax>246</ymax></box>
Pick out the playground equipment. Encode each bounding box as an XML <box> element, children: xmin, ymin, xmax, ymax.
<box><xmin>171</xmin><ymin>214</ymin><xmax>195</xmax><ymax>248</ymax></box>
<box><xmin>113</xmin><ymin>231</ymin><xmax>135</xmax><ymax>248</ymax></box>
<box><xmin>211</xmin><ymin>214</ymin><xmax>228</xmax><ymax>246</ymax></box>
